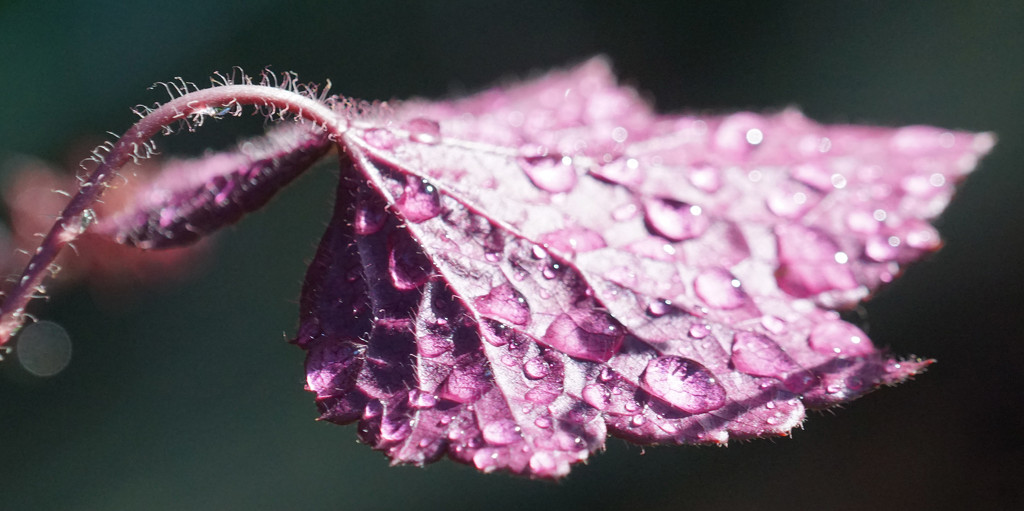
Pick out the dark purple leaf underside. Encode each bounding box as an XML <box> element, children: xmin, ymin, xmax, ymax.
<box><xmin>97</xmin><ymin>123</ymin><xmax>331</xmax><ymax>249</ymax></box>
<box><xmin>291</xmin><ymin>58</ymin><xmax>993</xmax><ymax>478</ymax></box>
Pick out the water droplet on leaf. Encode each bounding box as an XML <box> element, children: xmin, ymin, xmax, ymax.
<box><xmin>538</xmin><ymin>227</ymin><xmax>607</xmax><ymax>255</ymax></box>
<box><xmin>582</xmin><ymin>383</ymin><xmax>612</xmax><ymax>410</ymax></box>
<box><xmin>694</xmin><ymin>268</ymin><xmax>747</xmax><ymax>309</ymax></box>
<box><xmin>760</xmin><ymin>315</ymin><xmax>787</xmax><ymax>334</ymax></box>
<box><xmin>523</xmin><ymin>356</ymin><xmax>551</xmax><ymax>379</ymax></box>
<box><xmin>687</xmin><ymin>164</ymin><xmax>721</xmax><ymax>193</ymax></box>
<box><xmin>808</xmin><ymin>320</ymin><xmax>874</xmax><ymax>357</ymax></box>
<box><xmin>388</xmin><ymin>232</ymin><xmax>431</xmax><ymax>290</ymax></box>
<box><xmin>643</xmin><ymin>197</ymin><xmax>710</xmax><ymax>241</ymax></box>
<box><xmin>646</xmin><ymin>299</ymin><xmax>673</xmax><ymax>317</ymax></box>
<box><xmin>363</xmin><ymin>128</ymin><xmax>398</xmax><ymax>150</ymax></box>
<box><xmin>518</xmin><ymin>156</ymin><xmax>578</xmax><ymax>193</ymax></box>
<box><xmin>395</xmin><ymin>178</ymin><xmax>442</xmax><ymax>223</ymax></box>
<box><xmin>353</xmin><ymin>198</ymin><xmax>387</xmax><ymax>235</ymax></box>
<box><xmin>524</xmin><ymin>383</ymin><xmax>560</xmax><ymax>404</ymax></box>
<box><xmin>540</xmin><ymin>311</ymin><xmax>624</xmax><ymax>363</ymax></box>
<box><xmin>688</xmin><ymin>323</ymin><xmax>710</xmax><ymax>339</ymax></box>
<box><xmin>409</xmin><ymin>389</ymin><xmax>438</xmax><ymax>409</ymax></box>
<box><xmin>482</xmin><ymin>420</ymin><xmax>521</xmax><ymax>446</ymax></box>
<box><xmin>730</xmin><ymin>331</ymin><xmax>814</xmax><ymax>393</ymax></box>
<box><xmin>473</xmin><ymin>283</ymin><xmax>531</xmax><ymax>326</ymax></box>
<box><xmin>640</xmin><ymin>356</ymin><xmax>726</xmax><ymax>414</ymax></box>
<box><xmin>404</xmin><ymin>117</ymin><xmax>441</xmax><ymax>144</ymax></box>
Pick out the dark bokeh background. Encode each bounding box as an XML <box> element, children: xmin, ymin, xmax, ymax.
<box><xmin>2</xmin><ymin>2</ymin><xmax>1022</xmax><ymax>510</ymax></box>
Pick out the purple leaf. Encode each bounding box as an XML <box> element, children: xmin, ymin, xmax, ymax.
<box><xmin>0</xmin><ymin>58</ymin><xmax>994</xmax><ymax>480</ymax></box>
<box><xmin>293</xmin><ymin>58</ymin><xmax>994</xmax><ymax>477</ymax></box>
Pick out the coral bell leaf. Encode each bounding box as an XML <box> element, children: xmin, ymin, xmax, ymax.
<box><xmin>0</xmin><ymin>58</ymin><xmax>994</xmax><ymax>479</ymax></box>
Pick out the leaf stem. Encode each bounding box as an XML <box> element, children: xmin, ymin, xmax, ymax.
<box><xmin>0</xmin><ymin>84</ymin><xmax>346</xmax><ymax>348</ymax></box>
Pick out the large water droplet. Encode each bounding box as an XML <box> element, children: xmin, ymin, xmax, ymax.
<box><xmin>353</xmin><ymin>198</ymin><xmax>387</xmax><ymax>235</ymax></box>
<box><xmin>640</xmin><ymin>356</ymin><xmax>726</xmax><ymax>414</ymax></box>
<box><xmin>541</xmin><ymin>263</ymin><xmax>561</xmax><ymax>280</ymax></box>
<box><xmin>774</xmin><ymin>262</ymin><xmax>858</xmax><ymax>298</ymax></box>
<box><xmin>865</xmin><ymin>234</ymin><xmax>901</xmax><ymax>262</ymax></box>
<box><xmin>646</xmin><ymin>299</ymin><xmax>673</xmax><ymax>317</ymax></box>
<box><xmin>592</xmin><ymin>157</ymin><xmax>645</xmax><ymax>187</ymax></box>
<box><xmin>900</xmin><ymin>220</ymin><xmax>940</xmax><ymax>251</ymax></box>
<box><xmin>473</xmin><ymin>283</ymin><xmax>531</xmax><ymax>326</ymax></box>
<box><xmin>731</xmin><ymin>331</ymin><xmax>814</xmax><ymax>392</ymax></box>
<box><xmin>472</xmin><ymin>448</ymin><xmax>501</xmax><ymax>471</ymax></box>
<box><xmin>480</xmin><ymin>320</ymin><xmax>515</xmax><ymax>347</ymax></box>
<box><xmin>538</xmin><ymin>227</ymin><xmax>607</xmax><ymax>255</ymax></box>
<box><xmin>388</xmin><ymin>232</ymin><xmax>431</xmax><ymax>290</ymax></box>
<box><xmin>845</xmin><ymin>209</ymin><xmax>881</xmax><ymax>234</ymax></box>
<box><xmin>581</xmin><ymin>383</ymin><xmax>612</xmax><ymax>410</ymax></box>
<box><xmin>611</xmin><ymin>203</ymin><xmax>639</xmax><ymax>221</ymax></box>
<box><xmin>363</xmin><ymin>127</ymin><xmax>398</xmax><ymax>150</ymax></box>
<box><xmin>395</xmin><ymin>178</ymin><xmax>442</xmax><ymax>223</ymax></box>
<box><xmin>404</xmin><ymin>117</ymin><xmax>441</xmax><ymax>144</ymax></box>
<box><xmin>540</xmin><ymin>311</ymin><xmax>625</xmax><ymax>363</ymax></box>
<box><xmin>441</xmin><ymin>356</ymin><xmax>490</xmax><ymax>403</ymax></box>
<box><xmin>643</xmin><ymin>197</ymin><xmax>710</xmax><ymax>242</ymax></box>
<box><xmin>687</xmin><ymin>164</ymin><xmax>721</xmax><ymax>193</ymax></box>
<box><xmin>523</xmin><ymin>356</ymin><xmax>551</xmax><ymax>380</ymax></box>
<box><xmin>789</xmin><ymin>163</ymin><xmax>833</xmax><ymax>191</ymax></box>
<box><xmin>760</xmin><ymin>315</ymin><xmax>787</xmax><ymax>334</ymax></box>
<box><xmin>774</xmin><ymin>225</ymin><xmax>857</xmax><ymax>297</ymax></box>
<box><xmin>524</xmin><ymin>382</ymin><xmax>561</xmax><ymax>404</ymax></box>
<box><xmin>688</xmin><ymin>323</ymin><xmax>710</xmax><ymax>339</ymax></box>
<box><xmin>766</xmin><ymin>183</ymin><xmax>819</xmax><ymax>219</ymax></box>
<box><xmin>730</xmin><ymin>331</ymin><xmax>793</xmax><ymax>376</ymax></box>
<box><xmin>694</xmin><ymin>268</ymin><xmax>746</xmax><ymax>309</ymax></box>
<box><xmin>482</xmin><ymin>420</ymin><xmax>522</xmax><ymax>446</ymax></box>
<box><xmin>519</xmin><ymin>155</ymin><xmax>578</xmax><ymax>193</ymax></box>
<box><xmin>713</xmin><ymin>113</ymin><xmax>765</xmax><ymax>156</ymax></box>
<box><xmin>776</xmin><ymin>224</ymin><xmax>842</xmax><ymax>264</ymax></box>
<box><xmin>409</xmin><ymin>389</ymin><xmax>438</xmax><ymax>409</ymax></box>
<box><xmin>808</xmin><ymin>320</ymin><xmax>875</xmax><ymax>357</ymax></box>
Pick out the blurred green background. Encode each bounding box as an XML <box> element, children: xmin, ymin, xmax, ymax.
<box><xmin>1</xmin><ymin>1</ymin><xmax>1022</xmax><ymax>510</ymax></box>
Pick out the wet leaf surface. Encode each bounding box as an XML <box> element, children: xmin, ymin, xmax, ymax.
<box><xmin>287</xmin><ymin>59</ymin><xmax>993</xmax><ymax>477</ymax></box>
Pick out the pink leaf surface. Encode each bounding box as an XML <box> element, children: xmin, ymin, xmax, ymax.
<box><xmin>293</xmin><ymin>58</ymin><xmax>994</xmax><ymax>477</ymax></box>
